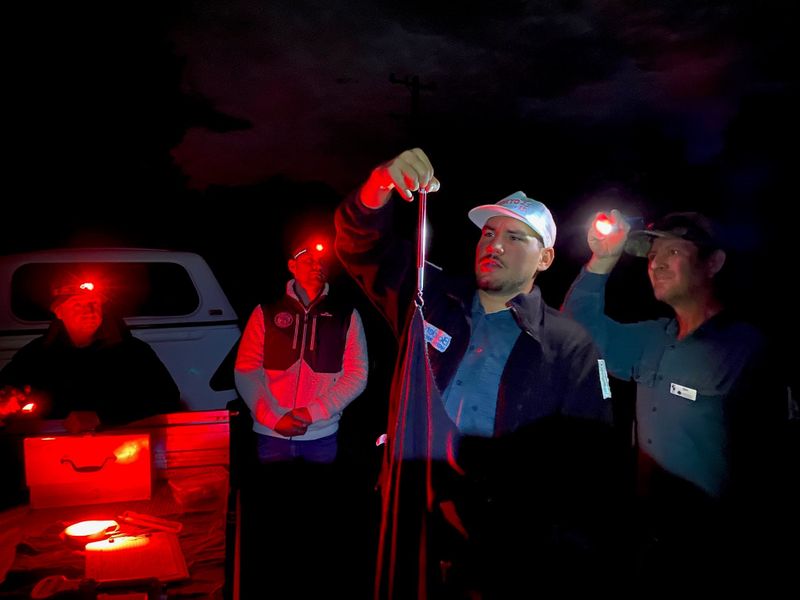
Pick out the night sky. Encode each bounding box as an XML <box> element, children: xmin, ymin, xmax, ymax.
<box><xmin>4</xmin><ymin>0</ymin><xmax>798</xmax><ymax>343</ymax></box>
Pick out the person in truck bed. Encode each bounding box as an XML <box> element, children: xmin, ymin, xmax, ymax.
<box><xmin>0</xmin><ymin>270</ymin><xmax>182</xmax><ymax>427</ymax></box>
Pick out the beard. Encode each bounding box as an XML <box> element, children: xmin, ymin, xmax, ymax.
<box><xmin>476</xmin><ymin>272</ymin><xmax>532</xmax><ymax>295</ymax></box>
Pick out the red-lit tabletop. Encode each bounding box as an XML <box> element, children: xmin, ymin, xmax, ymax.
<box><xmin>0</xmin><ymin>471</ymin><xmax>230</xmax><ymax>599</ymax></box>
<box><xmin>0</xmin><ymin>412</ymin><xmax>235</xmax><ymax>599</ymax></box>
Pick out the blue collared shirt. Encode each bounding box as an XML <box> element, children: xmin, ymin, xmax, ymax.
<box><xmin>563</xmin><ymin>268</ymin><xmax>770</xmax><ymax>498</ymax></box>
<box><xmin>441</xmin><ymin>294</ymin><xmax>521</xmax><ymax>437</ymax></box>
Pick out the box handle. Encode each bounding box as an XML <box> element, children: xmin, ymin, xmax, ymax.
<box><xmin>60</xmin><ymin>455</ymin><xmax>116</xmax><ymax>473</ymax></box>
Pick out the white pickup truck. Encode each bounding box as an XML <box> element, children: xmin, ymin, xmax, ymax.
<box><xmin>0</xmin><ymin>248</ymin><xmax>241</xmax><ymax>411</ymax></box>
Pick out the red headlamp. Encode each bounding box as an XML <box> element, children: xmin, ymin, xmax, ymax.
<box><xmin>292</xmin><ymin>241</ymin><xmax>326</xmax><ymax>260</ymax></box>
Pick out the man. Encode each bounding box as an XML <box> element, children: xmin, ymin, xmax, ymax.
<box><xmin>0</xmin><ymin>274</ymin><xmax>182</xmax><ymax>426</ymax></box>
<box><xmin>562</xmin><ymin>209</ymin><xmax>787</xmax><ymax>587</ymax></box>
<box><xmin>335</xmin><ymin>148</ymin><xmax>621</xmax><ymax>596</ymax></box>
<box><xmin>234</xmin><ymin>235</ymin><xmax>368</xmax><ymax>464</ymax></box>
<box><xmin>0</xmin><ymin>273</ymin><xmax>183</xmax><ymax>509</ymax></box>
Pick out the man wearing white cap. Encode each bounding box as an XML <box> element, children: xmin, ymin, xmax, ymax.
<box><xmin>335</xmin><ymin>148</ymin><xmax>622</xmax><ymax>596</ymax></box>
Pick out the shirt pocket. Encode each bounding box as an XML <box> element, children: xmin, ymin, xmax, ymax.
<box><xmin>633</xmin><ymin>343</ymin><xmax>663</xmax><ymax>388</ymax></box>
<box><xmin>662</xmin><ymin>343</ymin><xmax>744</xmax><ymax>399</ymax></box>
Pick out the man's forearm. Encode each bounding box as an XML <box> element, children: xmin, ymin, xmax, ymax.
<box><xmin>586</xmin><ymin>253</ymin><xmax>621</xmax><ymax>275</ymax></box>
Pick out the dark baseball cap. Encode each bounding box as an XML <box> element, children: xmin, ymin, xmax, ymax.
<box><xmin>50</xmin><ymin>275</ymin><xmax>106</xmax><ymax>310</ymax></box>
<box><xmin>290</xmin><ymin>236</ymin><xmax>330</xmax><ymax>260</ymax></box>
<box><xmin>624</xmin><ymin>211</ymin><xmax>720</xmax><ymax>257</ymax></box>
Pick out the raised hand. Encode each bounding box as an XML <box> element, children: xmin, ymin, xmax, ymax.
<box><xmin>586</xmin><ymin>209</ymin><xmax>631</xmax><ymax>274</ymax></box>
<box><xmin>360</xmin><ymin>148</ymin><xmax>441</xmax><ymax>208</ymax></box>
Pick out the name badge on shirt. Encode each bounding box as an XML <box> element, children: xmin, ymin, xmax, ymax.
<box><xmin>597</xmin><ymin>359</ymin><xmax>612</xmax><ymax>399</ymax></box>
<box><xmin>423</xmin><ymin>321</ymin><xmax>452</xmax><ymax>352</ymax></box>
<box><xmin>670</xmin><ymin>382</ymin><xmax>697</xmax><ymax>401</ymax></box>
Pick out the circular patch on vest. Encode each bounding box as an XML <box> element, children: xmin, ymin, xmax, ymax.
<box><xmin>274</xmin><ymin>311</ymin><xmax>294</xmax><ymax>328</ymax></box>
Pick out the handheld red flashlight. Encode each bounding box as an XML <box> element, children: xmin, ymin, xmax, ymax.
<box><xmin>593</xmin><ymin>214</ymin><xmax>615</xmax><ymax>236</ymax></box>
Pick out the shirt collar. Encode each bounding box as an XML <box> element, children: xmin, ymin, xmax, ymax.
<box><xmin>286</xmin><ymin>279</ymin><xmax>329</xmax><ymax>306</ymax></box>
<box><xmin>464</xmin><ymin>286</ymin><xmax>545</xmax><ymax>341</ymax></box>
<box><xmin>507</xmin><ymin>286</ymin><xmax>545</xmax><ymax>342</ymax></box>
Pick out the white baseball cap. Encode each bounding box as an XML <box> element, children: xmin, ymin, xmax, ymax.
<box><xmin>468</xmin><ymin>191</ymin><xmax>557</xmax><ymax>248</ymax></box>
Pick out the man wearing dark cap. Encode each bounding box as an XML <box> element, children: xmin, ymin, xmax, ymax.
<box><xmin>562</xmin><ymin>209</ymin><xmax>787</xmax><ymax>588</ymax></box>
<box><xmin>234</xmin><ymin>235</ymin><xmax>368</xmax><ymax>464</ymax></box>
<box><xmin>335</xmin><ymin>148</ymin><xmax>620</xmax><ymax>597</ymax></box>
<box><xmin>0</xmin><ymin>272</ymin><xmax>182</xmax><ymax>427</ymax></box>
<box><xmin>234</xmin><ymin>235</ymin><xmax>370</xmax><ymax>598</ymax></box>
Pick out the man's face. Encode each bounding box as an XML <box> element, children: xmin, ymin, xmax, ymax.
<box><xmin>54</xmin><ymin>295</ymin><xmax>104</xmax><ymax>340</ymax></box>
<box><xmin>289</xmin><ymin>252</ymin><xmax>328</xmax><ymax>291</ymax></box>
<box><xmin>647</xmin><ymin>237</ymin><xmax>713</xmax><ymax>305</ymax></box>
<box><xmin>474</xmin><ymin>215</ymin><xmax>552</xmax><ymax>296</ymax></box>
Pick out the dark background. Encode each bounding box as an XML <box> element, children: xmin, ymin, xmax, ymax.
<box><xmin>3</xmin><ymin>4</ymin><xmax>797</xmax><ymax>594</ymax></box>
<box><xmin>4</xmin><ymin>0</ymin><xmax>797</xmax><ymax>383</ymax></box>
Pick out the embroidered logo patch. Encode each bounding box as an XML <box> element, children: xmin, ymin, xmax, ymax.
<box><xmin>274</xmin><ymin>312</ymin><xmax>294</xmax><ymax>328</ymax></box>
<box><xmin>424</xmin><ymin>321</ymin><xmax>452</xmax><ymax>352</ymax></box>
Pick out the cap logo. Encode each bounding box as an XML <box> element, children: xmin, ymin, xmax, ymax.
<box><xmin>499</xmin><ymin>198</ymin><xmax>533</xmax><ymax>213</ymax></box>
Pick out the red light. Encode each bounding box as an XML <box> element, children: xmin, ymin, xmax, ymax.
<box><xmin>21</xmin><ymin>402</ymin><xmax>36</xmax><ymax>413</ymax></box>
<box><xmin>62</xmin><ymin>519</ymin><xmax>120</xmax><ymax>548</ymax></box>
<box><xmin>292</xmin><ymin>240</ymin><xmax>328</xmax><ymax>259</ymax></box>
<box><xmin>64</xmin><ymin>519</ymin><xmax>119</xmax><ymax>538</ymax></box>
<box><xmin>593</xmin><ymin>214</ymin><xmax>615</xmax><ymax>236</ymax></box>
<box><xmin>52</xmin><ymin>278</ymin><xmax>102</xmax><ymax>299</ymax></box>
<box><xmin>113</xmin><ymin>439</ymin><xmax>146</xmax><ymax>464</ymax></box>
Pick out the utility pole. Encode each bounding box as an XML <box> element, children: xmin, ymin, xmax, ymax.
<box><xmin>390</xmin><ymin>73</ymin><xmax>436</xmax><ymax>142</ymax></box>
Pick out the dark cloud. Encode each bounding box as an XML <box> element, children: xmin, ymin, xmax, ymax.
<box><xmin>5</xmin><ymin>0</ymin><xmax>796</xmax><ymax>333</ymax></box>
<box><xmin>165</xmin><ymin>0</ymin><xmax>796</xmax><ymax>202</ymax></box>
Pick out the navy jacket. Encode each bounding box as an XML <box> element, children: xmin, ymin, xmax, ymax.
<box><xmin>335</xmin><ymin>191</ymin><xmax>611</xmax><ymax>437</ymax></box>
<box><xmin>336</xmin><ymin>190</ymin><xmax>628</xmax><ymax>593</ymax></box>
